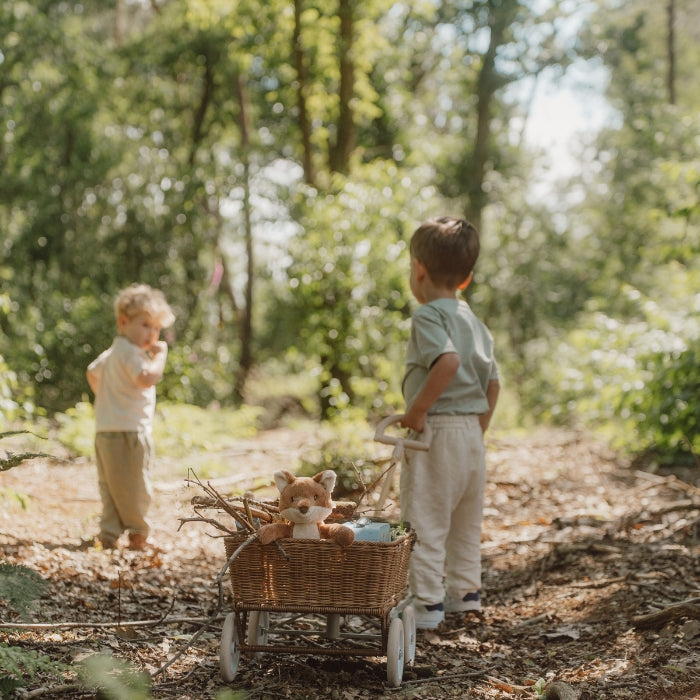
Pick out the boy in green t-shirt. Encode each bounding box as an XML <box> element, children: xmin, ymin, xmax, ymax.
<box><xmin>400</xmin><ymin>216</ymin><xmax>500</xmax><ymax>629</ymax></box>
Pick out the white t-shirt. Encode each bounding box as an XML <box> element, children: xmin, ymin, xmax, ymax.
<box><xmin>87</xmin><ymin>336</ymin><xmax>156</xmax><ymax>432</ymax></box>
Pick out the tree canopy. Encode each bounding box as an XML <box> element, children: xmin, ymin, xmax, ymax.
<box><xmin>1</xmin><ymin>0</ymin><xmax>698</xmax><ymax>463</ymax></box>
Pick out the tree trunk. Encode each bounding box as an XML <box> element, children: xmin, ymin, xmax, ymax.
<box><xmin>114</xmin><ymin>0</ymin><xmax>124</xmax><ymax>46</ymax></box>
<box><xmin>464</xmin><ymin>16</ymin><xmax>504</xmax><ymax>233</ymax></box>
<box><xmin>293</xmin><ymin>0</ymin><xmax>316</xmax><ymax>185</ymax></box>
<box><xmin>233</xmin><ymin>72</ymin><xmax>254</xmax><ymax>402</ymax></box>
<box><xmin>189</xmin><ymin>54</ymin><xmax>214</xmax><ymax>166</ymax></box>
<box><xmin>329</xmin><ymin>0</ymin><xmax>355</xmax><ymax>174</ymax></box>
<box><xmin>667</xmin><ymin>0</ymin><xmax>676</xmax><ymax>105</ymax></box>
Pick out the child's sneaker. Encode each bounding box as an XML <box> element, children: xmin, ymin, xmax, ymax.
<box><xmin>445</xmin><ymin>591</ymin><xmax>481</xmax><ymax>613</ymax></box>
<box><xmin>410</xmin><ymin>601</ymin><xmax>445</xmax><ymax>629</ymax></box>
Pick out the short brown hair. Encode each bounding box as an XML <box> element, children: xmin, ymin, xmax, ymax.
<box><xmin>114</xmin><ymin>283</ymin><xmax>175</xmax><ymax>328</ymax></box>
<box><xmin>409</xmin><ymin>217</ymin><xmax>480</xmax><ymax>288</ymax></box>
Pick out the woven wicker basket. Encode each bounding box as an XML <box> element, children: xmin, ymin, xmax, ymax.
<box><xmin>223</xmin><ymin>531</ymin><xmax>415</xmax><ymax>613</ymax></box>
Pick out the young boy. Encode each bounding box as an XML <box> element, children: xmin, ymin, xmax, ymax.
<box><xmin>86</xmin><ymin>283</ymin><xmax>175</xmax><ymax>551</ymax></box>
<box><xmin>400</xmin><ymin>216</ymin><xmax>499</xmax><ymax>629</ymax></box>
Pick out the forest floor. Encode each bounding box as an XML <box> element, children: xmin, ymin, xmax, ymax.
<box><xmin>1</xmin><ymin>425</ymin><xmax>700</xmax><ymax>699</ymax></box>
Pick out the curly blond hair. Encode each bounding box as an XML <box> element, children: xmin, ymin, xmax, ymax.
<box><xmin>114</xmin><ymin>284</ymin><xmax>175</xmax><ymax>328</ymax></box>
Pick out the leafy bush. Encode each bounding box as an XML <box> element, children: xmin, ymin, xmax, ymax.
<box><xmin>530</xmin><ymin>278</ymin><xmax>700</xmax><ymax>462</ymax></box>
<box><xmin>154</xmin><ymin>402</ymin><xmax>264</xmax><ymax>456</ymax></box>
<box><xmin>620</xmin><ymin>348</ymin><xmax>700</xmax><ymax>464</ymax></box>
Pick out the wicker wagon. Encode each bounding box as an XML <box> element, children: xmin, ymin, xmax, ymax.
<box><xmin>219</xmin><ymin>529</ymin><xmax>416</xmax><ymax>687</ymax></box>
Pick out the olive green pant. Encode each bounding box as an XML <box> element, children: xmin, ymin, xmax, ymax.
<box><xmin>95</xmin><ymin>431</ymin><xmax>153</xmax><ymax>543</ymax></box>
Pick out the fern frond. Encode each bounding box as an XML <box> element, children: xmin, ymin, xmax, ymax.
<box><xmin>0</xmin><ymin>642</ymin><xmax>67</xmax><ymax>688</ymax></box>
<box><xmin>0</xmin><ymin>674</ymin><xmax>25</xmax><ymax>697</ymax></box>
<box><xmin>0</xmin><ymin>563</ymin><xmax>47</xmax><ymax>619</ymax></box>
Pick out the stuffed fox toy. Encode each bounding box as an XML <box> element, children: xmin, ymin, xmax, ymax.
<box><xmin>257</xmin><ymin>469</ymin><xmax>355</xmax><ymax>547</ymax></box>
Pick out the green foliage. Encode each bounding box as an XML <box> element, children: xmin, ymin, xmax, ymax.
<box><xmin>153</xmin><ymin>402</ymin><xmax>263</xmax><ymax>457</ymax></box>
<box><xmin>529</xmin><ymin>271</ymin><xmax>700</xmax><ymax>463</ymax></box>
<box><xmin>0</xmin><ymin>643</ymin><xmax>66</xmax><ymax>698</ymax></box>
<box><xmin>620</xmin><ymin>348</ymin><xmax>700</xmax><ymax>464</ymax></box>
<box><xmin>215</xmin><ymin>691</ymin><xmax>247</xmax><ymax>700</ymax></box>
<box><xmin>297</xmin><ymin>418</ymin><xmax>384</xmax><ymax>500</ymax></box>
<box><xmin>0</xmin><ymin>563</ymin><xmax>47</xmax><ymax>619</ymax></box>
<box><xmin>0</xmin><ymin>353</ymin><xmax>24</xmax><ymax>420</ymax></box>
<box><xmin>278</xmin><ymin>161</ymin><xmax>440</xmax><ymax>419</ymax></box>
<box><xmin>54</xmin><ymin>401</ymin><xmax>96</xmax><ymax>458</ymax></box>
<box><xmin>53</xmin><ymin>400</ymin><xmax>264</xmax><ymax>461</ymax></box>
<box><xmin>2</xmin><ymin>0</ymin><xmax>699</xmax><ymax>468</ymax></box>
<box><xmin>79</xmin><ymin>655</ymin><xmax>151</xmax><ymax>700</ymax></box>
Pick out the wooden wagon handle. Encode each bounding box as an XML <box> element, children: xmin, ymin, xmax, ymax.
<box><xmin>373</xmin><ymin>415</ymin><xmax>431</xmax><ymax>452</ymax></box>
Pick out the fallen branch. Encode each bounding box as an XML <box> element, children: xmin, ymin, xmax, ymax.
<box><xmin>568</xmin><ymin>576</ymin><xmax>627</xmax><ymax>589</ymax></box>
<box><xmin>634</xmin><ymin>470</ymin><xmax>700</xmax><ymax>498</ymax></box>
<box><xmin>484</xmin><ymin>676</ymin><xmax>578</xmax><ymax>699</ymax></box>
<box><xmin>152</xmin><ymin>608</ymin><xmax>222</xmax><ymax>679</ymax></box>
<box><xmin>20</xmin><ymin>683</ymin><xmax>83</xmax><ymax>698</ymax></box>
<box><xmin>633</xmin><ymin>597</ymin><xmax>700</xmax><ymax>630</ymax></box>
<box><xmin>0</xmin><ymin>615</ymin><xmax>220</xmax><ymax>631</ymax></box>
<box><xmin>402</xmin><ymin>666</ymin><xmax>492</xmax><ymax>686</ymax></box>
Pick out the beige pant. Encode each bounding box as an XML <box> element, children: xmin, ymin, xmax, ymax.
<box><xmin>400</xmin><ymin>414</ymin><xmax>486</xmax><ymax>606</ymax></box>
<box><xmin>95</xmin><ymin>431</ymin><xmax>153</xmax><ymax>542</ymax></box>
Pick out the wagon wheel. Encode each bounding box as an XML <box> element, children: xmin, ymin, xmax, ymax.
<box><xmin>386</xmin><ymin>617</ymin><xmax>405</xmax><ymax>687</ymax></box>
<box><xmin>219</xmin><ymin>612</ymin><xmax>241</xmax><ymax>682</ymax></box>
<box><xmin>401</xmin><ymin>606</ymin><xmax>416</xmax><ymax>665</ymax></box>
<box><xmin>246</xmin><ymin>610</ymin><xmax>270</xmax><ymax>656</ymax></box>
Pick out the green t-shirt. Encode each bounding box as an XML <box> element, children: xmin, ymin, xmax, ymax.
<box><xmin>402</xmin><ymin>298</ymin><xmax>499</xmax><ymax>416</ymax></box>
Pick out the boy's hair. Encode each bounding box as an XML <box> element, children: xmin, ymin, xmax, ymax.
<box><xmin>114</xmin><ymin>284</ymin><xmax>175</xmax><ymax>328</ymax></box>
<box><xmin>410</xmin><ymin>216</ymin><xmax>480</xmax><ymax>288</ymax></box>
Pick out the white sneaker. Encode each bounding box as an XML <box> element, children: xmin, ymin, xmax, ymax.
<box><xmin>444</xmin><ymin>591</ymin><xmax>481</xmax><ymax>613</ymax></box>
<box><xmin>410</xmin><ymin>601</ymin><xmax>445</xmax><ymax>629</ymax></box>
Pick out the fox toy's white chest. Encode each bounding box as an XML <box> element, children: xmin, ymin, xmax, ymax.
<box><xmin>290</xmin><ymin>522</ymin><xmax>322</xmax><ymax>539</ymax></box>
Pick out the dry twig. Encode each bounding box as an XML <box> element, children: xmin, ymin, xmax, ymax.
<box><xmin>633</xmin><ymin>597</ymin><xmax>700</xmax><ymax>629</ymax></box>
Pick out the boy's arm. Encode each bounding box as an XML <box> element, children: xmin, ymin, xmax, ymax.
<box><xmin>400</xmin><ymin>352</ymin><xmax>459</xmax><ymax>433</ymax></box>
<box><xmin>479</xmin><ymin>378</ymin><xmax>500</xmax><ymax>433</ymax></box>
<box><xmin>135</xmin><ymin>340</ymin><xmax>168</xmax><ymax>388</ymax></box>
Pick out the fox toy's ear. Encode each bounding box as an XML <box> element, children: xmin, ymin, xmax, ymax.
<box><xmin>314</xmin><ymin>469</ymin><xmax>337</xmax><ymax>494</ymax></box>
<box><xmin>273</xmin><ymin>470</ymin><xmax>295</xmax><ymax>493</ymax></box>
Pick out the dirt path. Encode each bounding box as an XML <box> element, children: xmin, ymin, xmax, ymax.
<box><xmin>1</xmin><ymin>427</ymin><xmax>699</xmax><ymax>699</ymax></box>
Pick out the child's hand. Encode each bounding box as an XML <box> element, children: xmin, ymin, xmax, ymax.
<box><xmin>149</xmin><ymin>340</ymin><xmax>168</xmax><ymax>355</ymax></box>
<box><xmin>400</xmin><ymin>409</ymin><xmax>426</xmax><ymax>433</ymax></box>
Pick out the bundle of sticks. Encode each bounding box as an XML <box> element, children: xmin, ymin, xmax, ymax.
<box><xmin>179</xmin><ymin>473</ymin><xmax>357</xmax><ymax>537</ymax></box>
